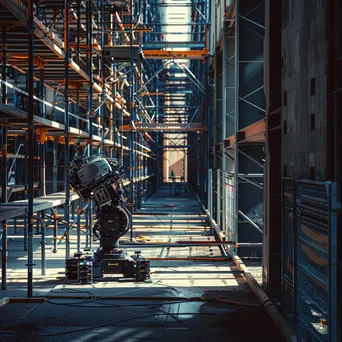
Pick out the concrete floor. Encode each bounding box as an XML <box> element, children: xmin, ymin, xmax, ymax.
<box><xmin>0</xmin><ymin>185</ymin><xmax>283</xmax><ymax>341</ymax></box>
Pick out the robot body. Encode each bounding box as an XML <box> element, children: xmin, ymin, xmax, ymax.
<box><xmin>65</xmin><ymin>154</ymin><xmax>150</xmax><ymax>283</ymax></box>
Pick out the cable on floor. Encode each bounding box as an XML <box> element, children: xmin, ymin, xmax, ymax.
<box><xmin>0</xmin><ymin>312</ymin><xmax>235</xmax><ymax>338</ymax></box>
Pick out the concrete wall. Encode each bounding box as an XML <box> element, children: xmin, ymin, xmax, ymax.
<box><xmin>282</xmin><ymin>0</ymin><xmax>327</xmax><ymax>180</ymax></box>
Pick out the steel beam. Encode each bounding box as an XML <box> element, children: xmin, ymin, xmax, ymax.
<box><xmin>1</xmin><ymin>26</ymin><xmax>8</xmax><ymax>290</ymax></box>
<box><xmin>27</xmin><ymin>0</ymin><xmax>35</xmax><ymax>298</ymax></box>
<box><xmin>64</xmin><ymin>0</ymin><xmax>71</xmax><ymax>259</ymax></box>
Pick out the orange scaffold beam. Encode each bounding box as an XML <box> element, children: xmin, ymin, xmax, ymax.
<box><xmin>143</xmin><ymin>49</ymin><xmax>208</xmax><ymax>60</ymax></box>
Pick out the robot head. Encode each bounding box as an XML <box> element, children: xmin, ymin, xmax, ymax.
<box><xmin>69</xmin><ymin>154</ymin><xmax>124</xmax><ymax>202</ymax></box>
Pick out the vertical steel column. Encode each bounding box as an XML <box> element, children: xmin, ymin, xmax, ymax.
<box><xmin>24</xmin><ymin>132</ymin><xmax>28</xmax><ymax>252</ymax></box>
<box><xmin>64</xmin><ymin>0</ymin><xmax>71</xmax><ymax>259</ymax></box>
<box><xmin>52</xmin><ymin>209</ymin><xmax>58</xmax><ymax>253</ymax></box>
<box><xmin>24</xmin><ymin>165</ymin><xmax>28</xmax><ymax>252</ymax></box>
<box><xmin>129</xmin><ymin>0</ymin><xmax>135</xmax><ymax>241</ymax></box>
<box><xmin>27</xmin><ymin>0</ymin><xmax>35</xmax><ymax>297</ymax></box>
<box><xmin>208</xmin><ymin>168</ymin><xmax>213</xmax><ymax>234</ymax></box>
<box><xmin>39</xmin><ymin>66</ymin><xmax>45</xmax><ymax>117</ymax></box>
<box><xmin>36</xmin><ymin>139</ymin><xmax>41</xmax><ymax>198</ymax></box>
<box><xmin>39</xmin><ymin>128</ymin><xmax>46</xmax><ymax>275</ymax></box>
<box><xmin>86</xmin><ymin>0</ymin><xmax>93</xmax><ymax>249</ymax></box>
<box><xmin>213</xmin><ymin>0</ymin><xmax>218</xmax><ymax>171</ymax></box>
<box><xmin>112</xmin><ymin>65</ymin><xmax>116</xmax><ymax>157</ymax></box>
<box><xmin>1</xmin><ymin>26</ymin><xmax>8</xmax><ymax>290</ymax></box>
<box><xmin>205</xmin><ymin>60</ymin><xmax>210</xmax><ymax>208</ymax></box>
<box><xmin>222</xmin><ymin>33</ymin><xmax>227</xmax><ymax>157</ymax></box>
<box><xmin>208</xmin><ymin>169</ymin><xmax>212</xmax><ymax>214</ymax></box>
<box><xmin>76</xmin><ymin>1</ymin><xmax>82</xmax><ymax>253</ymax></box>
<box><xmin>222</xmin><ymin>171</ymin><xmax>226</xmax><ymax>234</ymax></box>
<box><xmin>233</xmin><ymin>0</ymin><xmax>240</xmax><ymax>242</ymax></box>
<box><xmin>35</xmin><ymin>210</ymin><xmax>40</xmax><ymax>234</ymax></box>
<box><xmin>197</xmin><ymin>135</ymin><xmax>200</xmax><ymax>194</ymax></box>
<box><xmin>40</xmin><ymin>130</ymin><xmax>46</xmax><ymax>196</ymax></box>
<box><xmin>217</xmin><ymin>169</ymin><xmax>221</xmax><ymax>228</ymax></box>
<box><xmin>155</xmin><ymin>77</ymin><xmax>159</xmax><ymax>187</ymax></box>
<box><xmin>40</xmin><ymin>211</ymin><xmax>45</xmax><ymax>275</ymax></box>
<box><xmin>221</xmin><ymin>29</ymin><xmax>228</xmax><ymax>233</ymax></box>
<box><xmin>76</xmin><ymin>204</ymin><xmax>81</xmax><ymax>252</ymax></box>
<box><xmin>85</xmin><ymin>200</ymin><xmax>89</xmax><ymax>248</ymax></box>
<box><xmin>76</xmin><ymin>0</ymin><xmax>81</xmax><ymax>130</ymax></box>
<box><xmin>100</xmin><ymin>0</ymin><xmax>105</xmax><ymax>154</ymax></box>
<box><xmin>53</xmin><ymin>137</ymin><xmax>58</xmax><ymax>193</ymax></box>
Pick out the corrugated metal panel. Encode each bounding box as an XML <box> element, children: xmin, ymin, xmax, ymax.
<box><xmin>296</xmin><ymin>180</ymin><xmax>339</xmax><ymax>342</ymax></box>
<box><xmin>282</xmin><ymin>178</ymin><xmax>295</xmax><ymax>329</ymax></box>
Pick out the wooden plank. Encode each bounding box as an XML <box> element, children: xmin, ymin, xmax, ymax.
<box><xmin>9</xmin><ymin>297</ymin><xmax>46</xmax><ymax>303</ymax></box>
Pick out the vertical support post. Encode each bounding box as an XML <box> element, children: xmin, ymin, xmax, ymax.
<box><xmin>86</xmin><ymin>0</ymin><xmax>93</xmax><ymax>250</ymax></box>
<box><xmin>64</xmin><ymin>0</ymin><xmax>71</xmax><ymax>259</ymax></box>
<box><xmin>1</xmin><ymin>26</ymin><xmax>8</xmax><ymax>290</ymax></box>
<box><xmin>213</xmin><ymin>0</ymin><xmax>218</xmax><ymax>171</ymax></box>
<box><xmin>77</xmin><ymin>202</ymin><xmax>81</xmax><ymax>253</ymax></box>
<box><xmin>39</xmin><ymin>66</ymin><xmax>45</xmax><ymax>117</ymax></box>
<box><xmin>40</xmin><ymin>211</ymin><xmax>45</xmax><ymax>275</ymax></box>
<box><xmin>85</xmin><ymin>203</ymin><xmax>89</xmax><ymax>248</ymax></box>
<box><xmin>197</xmin><ymin>135</ymin><xmax>200</xmax><ymax>195</ymax></box>
<box><xmin>27</xmin><ymin>0</ymin><xmax>35</xmax><ymax>297</ymax></box>
<box><xmin>155</xmin><ymin>77</ymin><xmax>159</xmax><ymax>187</ymax></box>
<box><xmin>208</xmin><ymin>168</ymin><xmax>213</xmax><ymax>234</ymax></box>
<box><xmin>24</xmin><ymin>211</ymin><xmax>28</xmax><ymax>251</ymax></box>
<box><xmin>233</xmin><ymin>0</ymin><xmax>240</xmax><ymax>243</ymax></box>
<box><xmin>35</xmin><ymin>211</ymin><xmax>40</xmax><ymax>234</ymax></box>
<box><xmin>205</xmin><ymin>60</ymin><xmax>210</xmax><ymax>208</ymax></box>
<box><xmin>222</xmin><ymin>172</ymin><xmax>226</xmax><ymax>234</ymax></box>
<box><xmin>76</xmin><ymin>0</ymin><xmax>81</xmax><ymax>130</ymax></box>
<box><xmin>13</xmin><ymin>70</ymin><xmax>18</xmax><ymax>108</ymax></box>
<box><xmin>53</xmin><ymin>137</ymin><xmax>58</xmax><ymax>193</ymax></box>
<box><xmin>100</xmin><ymin>0</ymin><xmax>105</xmax><ymax>154</ymax></box>
<box><xmin>217</xmin><ymin>169</ymin><xmax>221</xmax><ymax>228</ymax></box>
<box><xmin>24</xmin><ymin>132</ymin><xmax>28</xmax><ymax>201</ymax></box>
<box><xmin>40</xmin><ymin>130</ymin><xmax>46</xmax><ymax>196</ymax></box>
<box><xmin>88</xmin><ymin>200</ymin><xmax>92</xmax><ymax>249</ymax></box>
<box><xmin>112</xmin><ymin>66</ymin><xmax>116</xmax><ymax>158</ymax></box>
<box><xmin>52</xmin><ymin>209</ymin><xmax>58</xmax><ymax>253</ymax></box>
<box><xmin>110</xmin><ymin>12</ymin><xmax>115</xmax><ymax>156</ymax></box>
<box><xmin>129</xmin><ymin>0</ymin><xmax>135</xmax><ymax>241</ymax></box>
<box><xmin>221</xmin><ymin>30</ymin><xmax>228</xmax><ymax>234</ymax></box>
<box><xmin>36</xmin><ymin>139</ymin><xmax>41</xmax><ymax>197</ymax></box>
<box><xmin>76</xmin><ymin>1</ymin><xmax>82</xmax><ymax>254</ymax></box>
<box><xmin>71</xmin><ymin>199</ymin><xmax>75</xmax><ymax>220</ymax></box>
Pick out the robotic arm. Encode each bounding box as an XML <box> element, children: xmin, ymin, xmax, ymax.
<box><xmin>69</xmin><ymin>154</ymin><xmax>131</xmax><ymax>253</ymax></box>
<box><xmin>67</xmin><ymin>154</ymin><xmax>150</xmax><ymax>282</ymax></box>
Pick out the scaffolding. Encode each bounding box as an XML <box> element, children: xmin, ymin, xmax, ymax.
<box><xmin>191</xmin><ymin>0</ymin><xmax>266</xmax><ymax>258</ymax></box>
<box><xmin>0</xmin><ymin>0</ymin><xmax>158</xmax><ymax>295</ymax></box>
<box><xmin>0</xmin><ymin>0</ymin><xmax>263</xmax><ymax>295</ymax></box>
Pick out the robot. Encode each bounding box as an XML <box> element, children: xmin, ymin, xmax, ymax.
<box><xmin>65</xmin><ymin>154</ymin><xmax>150</xmax><ymax>283</ymax></box>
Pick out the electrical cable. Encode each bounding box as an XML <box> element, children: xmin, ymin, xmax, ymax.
<box><xmin>45</xmin><ymin>298</ymin><xmax>203</xmax><ymax>308</ymax></box>
<box><xmin>0</xmin><ymin>312</ymin><xmax>234</xmax><ymax>337</ymax></box>
<box><xmin>161</xmin><ymin>301</ymin><xmax>173</xmax><ymax>335</ymax></box>
<box><xmin>50</xmin><ymin>287</ymin><xmax>97</xmax><ymax>295</ymax></box>
<box><xmin>44</xmin><ymin>294</ymin><xmax>263</xmax><ymax>309</ymax></box>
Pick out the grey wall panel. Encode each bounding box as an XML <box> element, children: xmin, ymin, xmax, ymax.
<box><xmin>282</xmin><ymin>0</ymin><xmax>327</xmax><ymax>180</ymax></box>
